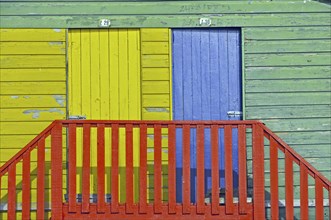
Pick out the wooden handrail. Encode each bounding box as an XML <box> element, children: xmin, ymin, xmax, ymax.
<box><xmin>260</xmin><ymin>123</ymin><xmax>331</xmax><ymax>188</ymax></box>
<box><xmin>0</xmin><ymin>121</ymin><xmax>57</xmax><ymax>176</ymax></box>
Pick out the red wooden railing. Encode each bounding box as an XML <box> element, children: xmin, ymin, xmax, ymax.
<box><xmin>0</xmin><ymin>120</ymin><xmax>330</xmax><ymax>220</ymax></box>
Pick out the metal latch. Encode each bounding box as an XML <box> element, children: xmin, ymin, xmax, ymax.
<box><xmin>68</xmin><ymin>115</ymin><xmax>86</xmax><ymax>120</ymax></box>
<box><xmin>227</xmin><ymin>111</ymin><xmax>243</xmax><ymax>117</ymax></box>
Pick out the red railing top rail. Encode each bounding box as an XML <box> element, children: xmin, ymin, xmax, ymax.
<box><xmin>261</xmin><ymin>123</ymin><xmax>331</xmax><ymax>189</ymax></box>
<box><xmin>57</xmin><ymin>119</ymin><xmax>260</xmax><ymax>126</ymax></box>
<box><xmin>0</xmin><ymin>121</ymin><xmax>57</xmax><ymax>176</ymax></box>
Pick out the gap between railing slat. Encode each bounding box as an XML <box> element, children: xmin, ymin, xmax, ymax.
<box><xmin>225</xmin><ymin>125</ymin><xmax>234</xmax><ymax>214</ymax></box>
<box><xmin>22</xmin><ymin>153</ymin><xmax>31</xmax><ymax>219</ymax></box>
<box><xmin>315</xmin><ymin>177</ymin><xmax>324</xmax><ymax>220</ymax></box>
<box><xmin>238</xmin><ymin>125</ymin><xmax>247</xmax><ymax>214</ymax></box>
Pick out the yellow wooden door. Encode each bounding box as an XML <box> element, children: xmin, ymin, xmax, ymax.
<box><xmin>68</xmin><ymin>28</ymin><xmax>172</xmax><ymax>202</ymax></box>
<box><xmin>68</xmin><ymin>29</ymin><xmax>141</xmax><ymax>201</ymax></box>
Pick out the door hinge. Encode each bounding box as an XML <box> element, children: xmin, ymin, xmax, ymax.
<box><xmin>68</xmin><ymin>115</ymin><xmax>86</xmax><ymax>120</ymax></box>
<box><xmin>227</xmin><ymin>111</ymin><xmax>243</xmax><ymax>117</ymax></box>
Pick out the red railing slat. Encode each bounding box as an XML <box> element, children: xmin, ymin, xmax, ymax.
<box><xmin>51</xmin><ymin>123</ymin><xmax>63</xmax><ymax>219</ymax></box>
<box><xmin>300</xmin><ymin>163</ymin><xmax>309</xmax><ymax>220</ymax></box>
<box><xmin>211</xmin><ymin>125</ymin><xmax>220</xmax><ymax>215</ymax></box>
<box><xmin>68</xmin><ymin>124</ymin><xmax>77</xmax><ymax>213</ymax></box>
<box><xmin>270</xmin><ymin>137</ymin><xmax>279</xmax><ymax>219</ymax></box>
<box><xmin>111</xmin><ymin>124</ymin><xmax>119</xmax><ymax>213</ymax></box>
<box><xmin>139</xmin><ymin>124</ymin><xmax>147</xmax><ymax>213</ymax></box>
<box><xmin>196</xmin><ymin>125</ymin><xmax>205</xmax><ymax>214</ymax></box>
<box><xmin>168</xmin><ymin>124</ymin><xmax>176</xmax><ymax>214</ymax></box>
<box><xmin>315</xmin><ymin>177</ymin><xmax>324</xmax><ymax>220</ymax></box>
<box><xmin>8</xmin><ymin>165</ymin><xmax>16</xmax><ymax>220</ymax></box>
<box><xmin>252</xmin><ymin>124</ymin><xmax>265</xmax><ymax>219</ymax></box>
<box><xmin>82</xmin><ymin>124</ymin><xmax>91</xmax><ymax>213</ymax></box>
<box><xmin>97</xmin><ymin>124</ymin><xmax>106</xmax><ymax>213</ymax></box>
<box><xmin>154</xmin><ymin>124</ymin><xmax>163</xmax><ymax>214</ymax></box>
<box><xmin>22</xmin><ymin>153</ymin><xmax>31</xmax><ymax>219</ymax></box>
<box><xmin>285</xmin><ymin>150</ymin><xmax>294</xmax><ymax>220</ymax></box>
<box><xmin>224</xmin><ymin>125</ymin><xmax>234</xmax><ymax>214</ymax></box>
<box><xmin>37</xmin><ymin>138</ymin><xmax>46</xmax><ymax>218</ymax></box>
<box><xmin>182</xmin><ymin>124</ymin><xmax>191</xmax><ymax>214</ymax></box>
<box><xmin>125</xmin><ymin>124</ymin><xmax>134</xmax><ymax>214</ymax></box>
<box><xmin>238</xmin><ymin>125</ymin><xmax>247</xmax><ymax>214</ymax></box>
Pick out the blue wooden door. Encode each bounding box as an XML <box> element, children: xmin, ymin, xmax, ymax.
<box><xmin>172</xmin><ymin>29</ymin><xmax>242</xmax><ymax>202</ymax></box>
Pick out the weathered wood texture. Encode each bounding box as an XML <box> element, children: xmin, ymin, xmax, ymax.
<box><xmin>0</xmin><ymin>29</ymin><xmax>66</xmax><ymax>220</ymax></box>
<box><xmin>241</xmin><ymin>4</ymin><xmax>331</xmax><ymax>218</ymax></box>
<box><xmin>141</xmin><ymin>28</ymin><xmax>172</xmax><ymax>121</ymax></box>
<box><xmin>0</xmin><ymin>29</ymin><xmax>66</xmax><ymax>160</ymax></box>
<box><xmin>0</xmin><ymin>1</ymin><xmax>330</xmax><ymax>28</ymax></box>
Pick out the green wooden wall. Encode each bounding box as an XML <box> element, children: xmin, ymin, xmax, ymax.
<box><xmin>0</xmin><ymin>0</ymin><xmax>330</xmax><ymax>218</ymax></box>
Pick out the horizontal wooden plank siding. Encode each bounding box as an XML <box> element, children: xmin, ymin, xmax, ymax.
<box><xmin>243</xmin><ymin>4</ymin><xmax>331</xmax><ymax>217</ymax></box>
<box><xmin>140</xmin><ymin>29</ymin><xmax>172</xmax><ymax>202</ymax></box>
<box><xmin>141</xmin><ymin>28</ymin><xmax>172</xmax><ymax>121</ymax></box>
<box><xmin>0</xmin><ymin>28</ymin><xmax>66</xmax><ymax>162</ymax></box>
<box><xmin>1</xmin><ymin>1</ymin><xmax>329</xmax><ymax>16</ymax></box>
<box><xmin>0</xmin><ymin>29</ymin><xmax>66</xmax><ymax>218</ymax></box>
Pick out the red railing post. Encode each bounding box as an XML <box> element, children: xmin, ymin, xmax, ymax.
<box><xmin>300</xmin><ymin>163</ymin><xmax>309</xmax><ymax>219</ymax></box>
<box><xmin>125</xmin><ymin>123</ymin><xmax>134</xmax><ymax>214</ymax></box>
<box><xmin>37</xmin><ymin>138</ymin><xmax>46</xmax><ymax>219</ymax></box>
<box><xmin>51</xmin><ymin>122</ymin><xmax>63</xmax><ymax>219</ymax></box>
<box><xmin>182</xmin><ymin>124</ymin><xmax>191</xmax><ymax>214</ymax></box>
<box><xmin>270</xmin><ymin>137</ymin><xmax>279</xmax><ymax>219</ymax></box>
<box><xmin>139</xmin><ymin>124</ymin><xmax>147</xmax><ymax>213</ymax></box>
<box><xmin>22</xmin><ymin>153</ymin><xmax>31</xmax><ymax>219</ymax></box>
<box><xmin>285</xmin><ymin>150</ymin><xmax>294</xmax><ymax>220</ymax></box>
<box><xmin>211</xmin><ymin>124</ymin><xmax>220</xmax><ymax>215</ymax></box>
<box><xmin>168</xmin><ymin>124</ymin><xmax>177</xmax><ymax>214</ymax></box>
<box><xmin>238</xmin><ymin>125</ymin><xmax>248</xmax><ymax>214</ymax></box>
<box><xmin>154</xmin><ymin>124</ymin><xmax>163</xmax><ymax>214</ymax></box>
<box><xmin>252</xmin><ymin>124</ymin><xmax>265</xmax><ymax>219</ymax></box>
<box><xmin>8</xmin><ymin>165</ymin><xmax>16</xmax><ymax>220</ymax></box>
<box><xmin>111</xmin><ymin>123</ymin><xmax>119</xmax><ymax>213</ymax></box>
<box><xmin>68</xmin><ymin>124</ymin><xmax>77</xmax><ymax>213</ymax></box>
<box><xmin>82</xmin><ymin>124</ymin><xmax>91</xmax><ymax>213</ymax></box>
<box><xmin>196</xmin><ymin>124</ymin><xmax>205</xmax><ymax>214</ymax></box>
<box><xmin>97</xmin><ymin>124</ymin><xmax>106</xmax><ymax>213</ymax></box>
